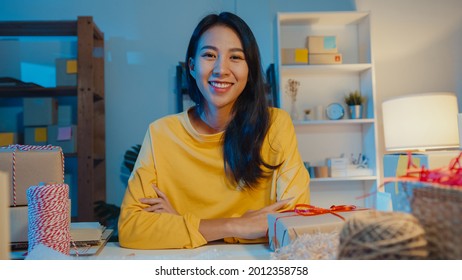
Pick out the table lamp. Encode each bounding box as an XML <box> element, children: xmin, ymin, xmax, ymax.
<box><xmin>382</xmin><ymin>92</ymin><xmax>459</xmax><ymax>152</ymax></box>
<box><xmin>381</xmin><ymin>92</ymin><xmax>460</xmax><ymax>212</ymax></box>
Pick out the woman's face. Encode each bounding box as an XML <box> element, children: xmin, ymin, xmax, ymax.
<box><xmin>189</xmin><ymin>25</ymin><xmax>249</xmax><ymax>113</ymax></box>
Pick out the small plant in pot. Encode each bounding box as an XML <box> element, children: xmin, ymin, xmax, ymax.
<box><xmin>344</xmin><ymin>91</ymin><xmax>366</xmax><ymax>119</ymax></box>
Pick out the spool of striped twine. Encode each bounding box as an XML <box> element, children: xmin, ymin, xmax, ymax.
<box><xmin>27</xmin><ymin>183</ymin><xmax>70</xmax><ymax>255</ymax></box>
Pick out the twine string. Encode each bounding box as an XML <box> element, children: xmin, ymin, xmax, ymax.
<box><xmin>27</xmin><ymin>183</ymin><xmax>71</xmax><ymax>255</ymax></box>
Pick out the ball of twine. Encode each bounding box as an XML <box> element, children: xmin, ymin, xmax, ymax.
<box><xmin>338</xmin><ymin>210</ymin><xmax>428</xmax><ymax>260</ymax></box>
<box><xmin>27</xmin><ymin>183</ymin><xmax>70</xmax><ymax>255</ymax></box>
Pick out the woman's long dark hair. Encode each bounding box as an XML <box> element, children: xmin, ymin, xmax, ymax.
<box><xmin>185</xmin><ymin>12</ymin><xmax>280</xmax><ymax>189</ymax></box>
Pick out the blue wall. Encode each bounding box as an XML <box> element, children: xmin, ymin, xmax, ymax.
<box><xmin>0</xmin><ymin>0</ymin><xmax>356</xmax><ymax>206</ymax></box>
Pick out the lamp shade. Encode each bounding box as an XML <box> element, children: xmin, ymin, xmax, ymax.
<box><xmin>382</xmin><ymin>92</ymin><xmax>459</xmax><ymax>151</ymax></box>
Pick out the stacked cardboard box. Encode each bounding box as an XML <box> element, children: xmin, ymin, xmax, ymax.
<box><xmin>0</xmin><ymin>146</ymin><xmax>64</xmax><ymax>243</ymax></box>
<box><xmin>23</xmin><ymin>97</ymin><xmax>76</xmax><ymax>153</ymax></box>
<box><xmin>307</xmin><ymin>36</ymin><xmax>342</xmax><ymax>65</ymax></box>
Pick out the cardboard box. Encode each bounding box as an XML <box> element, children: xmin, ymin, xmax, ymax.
<box><xmin>327</xmin><ymin>157</ymin><xmax>348</xmax><ymax>177</ymax></box>
<box><xmin>9</xmin><ymin>206</ymin><xmax>28</xmax><ymax>243</ymax></box>
<box><xmin>58</xmin><ymin>105</ymin><xmax>73</xmax><ymax>126</ymax></box>
<box><xmin>309</xmin><ymin>53</ymin><xmax>342</xmax><ymax>64</ymax></box>
<box><xmin>47</xmin><ymin>125</ymin><xmax>77</xmax><ymax>153</ymax></box>
<box><xmin>23</xmin><ymin>97</ymin><xmax>58</xmax><ymax>126</ymax></box>
<box><xmin>383</xmin><ymin>154</ymin><xmax>428</xmax><ymax>212</ymax></box>
<box><xmin>24</xmin><ymin>127</ymin><xmax>47</xmax><ymax>146</ymax></box>
<box><xmin>268</xmin><ymin>210</ymin><xmax>366</xmax><ymax>251</ymax></box>
<box><xmin>0</xmin><ymin>171</ymin><xmax>10</xmax><ymax>259</ymax></box>
<box><xmin>0</xmin><ymin>132</ymin><xmax>17</xmax><ymax>147</ymax></box>
<box><xmin>56</xmin><ymin>58</ymin><xmax>77</xmax><ymax>86</ymax></box>
<box><xmin>0</xmin><ymin>146</ymin><xmax>64</xmax><ymax>206</ymax></box>
<box><xmin>281</xmin><ymin>48</ymin><xmax>308</xmax><ymax>65</ymax></box>
<box><xmin>307</xmin><ymin>36</ymin><xmax>338</xmax><ymax>54</ymax></box>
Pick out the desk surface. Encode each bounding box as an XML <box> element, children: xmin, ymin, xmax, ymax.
<box><xmin>92</xmin><ymin>242</ymin><xmax>273</xmax><ymax>260</ymax></box>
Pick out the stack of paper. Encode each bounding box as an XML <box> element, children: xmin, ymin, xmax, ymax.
<box><xmin>70</xmin><ymin>222</ymin><xmax>105</xmax><ymax>243</ymax></box>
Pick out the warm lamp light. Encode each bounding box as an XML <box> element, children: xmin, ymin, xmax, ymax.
<box><xmin>382</xmin><ymin>92</ymin><xmax>459</xmax><ymax>152</ymax></box>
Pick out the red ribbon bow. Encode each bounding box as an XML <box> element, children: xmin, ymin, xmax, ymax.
<box><xmin>293</xmin><ymin>204</ymin><xmax>358</xmax><ymax>220</ymax></box>
<box><xmin>271</xmin><ymin>204</ymin><xmax>360</xmax><ymax>249</ymax></box>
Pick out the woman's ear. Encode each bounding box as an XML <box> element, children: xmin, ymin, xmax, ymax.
<box><xmin>188</xmin><ymin>57</ymin><xmax>196</xmax><ymax>79</ymax></box>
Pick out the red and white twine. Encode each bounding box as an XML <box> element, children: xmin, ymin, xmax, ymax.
<box><xmin>1</xmin><ymin>144</ymin><xmax>65</xmax><ymax>207</ymax></box>
<box><xmin>27</xmin><ymin>183</ymin><xmax>71</xmax><ymax>255</ymax></box>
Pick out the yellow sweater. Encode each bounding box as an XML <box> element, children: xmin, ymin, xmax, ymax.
<box><xmin>118</xmin><ymin>108</ymin><xmax>310</xmax><ymax>249</ymax></box>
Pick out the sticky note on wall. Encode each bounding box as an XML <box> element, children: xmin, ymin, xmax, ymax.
<box><xmin>0</xmin><ymin>132</ymin><xmax>16</xmax><ymax>146</ymax></box>
<box><xmin>34</xmin><ymin>127</ymin><xmax>47</xmax><ymax>142</ymax></box>
<box><xmin>57</xmin><ymin>126</ymin><xmax>72</xmax><ymax>141</ymax></box>
<box><xmin>66</xmin><ymin>60</ymin><xmax>77</xmax><ymax>74</ymax></box>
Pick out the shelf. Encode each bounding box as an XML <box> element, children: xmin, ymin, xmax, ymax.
<box><xmin>279</xmin><ymin>11</ymin><xmax>369</xmax><ymax>26</ymax></box>
<box><xmin>281</xmin><ymin>64</ymin><xmax>372</xmax><ymax>75</ymax></box>
<box><xmin>0</xmin><ymin>19</ymin><xmax>103</xmax><ymax>39</ymax></box>
<box><xmin>0</xmin><ymin>86</ymin><xmax>77</xmax><ymax>98</ymax></box>
<box><xmin>293</xmin><ymin>119</ymin><xmax>375</xmax><ymax>126</ymax></box>
<box><xmin>311</xmin><ymin>176</ymin><xmax>377</xmax><ymax>182</ymax></box>
<box><xmin>275</xmin><ymin>11</ymin><xmax>378</xmax><ymax>207</ymax></box>
<box><xmin>0</xmin><ymin>16</ymin><xmax>106</xmax><ymax>222</ymax></box>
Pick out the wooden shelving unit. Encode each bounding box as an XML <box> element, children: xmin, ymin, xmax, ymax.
<box><xmin>0</xmin><ymin>16</ymin><xmax>106</xmax><ymax>221</ymax></box>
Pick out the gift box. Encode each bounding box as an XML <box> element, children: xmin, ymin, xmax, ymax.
<box><xmin>0</xmin><ymin>145</ymin><xmax>64</xmax><ymax>206</ymax></box>
<box><xmin>268</xmin><ymin>208</ymin><xmax>366</xmax><ymax>251</ymax></box>
<box><xmin>383</xmin><ymin>154</ymin><xmax>428</xmax><ymax>212</ymax></box>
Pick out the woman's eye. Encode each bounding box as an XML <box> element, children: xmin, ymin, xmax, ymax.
<box><xmin>231</xmin><ymin>55</ymin><xmax>244</xmax><ymax>60</ymax></box>
<box><xmin>201</xmin><ymin>52</ymin><xmax>216</xmax><ymax>58</ymax></box>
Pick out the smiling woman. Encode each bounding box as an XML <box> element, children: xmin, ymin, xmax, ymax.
<box><xmin>118</xmin><ymin>12</ymin><xmax>310</xmax><ymax>249</ymax></box>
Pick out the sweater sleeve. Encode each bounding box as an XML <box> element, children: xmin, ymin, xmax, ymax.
<box><xmin>271</xmin><ymin>109</ymin><xmax>310</xmax><ymax>210</ymax></box>
<box><xmin>118</xmin><ymin>128</ymin><xmax>207</xmax><ymax>249</ymax></box>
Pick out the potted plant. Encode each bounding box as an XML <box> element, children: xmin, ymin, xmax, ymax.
<box><xmin>344</xmin><ymin>91</ymin><xmax>366</xmax><ymax>119</ymax></box>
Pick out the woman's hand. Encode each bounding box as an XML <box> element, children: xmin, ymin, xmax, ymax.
<box><xmin>199</xmin><ymin>198</ymin><xmax>292</xmax><ymax>241</ymax></box>
<box><xmin>139</xmin><ymin>184</ymin><xmax>179</xmax><ymax>215</ymax></box>
<box><xmin>232</xmin><ymin>198</ymin><xmax>292</xmax><ymax>239</ymax></box>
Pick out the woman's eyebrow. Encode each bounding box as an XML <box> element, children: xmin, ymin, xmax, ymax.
<box><xmin>200</xmin><ymin>45</ymin><xmax>244</xmax><ymax>53</ymax></box>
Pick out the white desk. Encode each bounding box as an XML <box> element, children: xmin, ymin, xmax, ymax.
<box><xmin>92</xmin><ymin>242</ymin><xmax>272</xmax><ymax>260</ymax></box>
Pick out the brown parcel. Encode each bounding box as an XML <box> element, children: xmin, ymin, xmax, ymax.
<box><xmin>0</xmin><ymin>146</ymin><xmax>64</xmax><ymax>206</ymax></box>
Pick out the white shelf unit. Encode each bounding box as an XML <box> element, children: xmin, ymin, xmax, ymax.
<box><xmin>275</xmin><ymin>11</ymin><xmax>379</xmax><ymax>208</ymax></box>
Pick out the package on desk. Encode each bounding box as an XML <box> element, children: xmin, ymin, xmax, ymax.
<box><xmin>281</xmin><ymin>48</ymin><xmax>308</xmax><ymax>65</ymax></box>
<box><xmin>268</xmin><ymin>210</ymin><xmax>365</xmax><ymax>251</ymax></box>
<box><xmin>0</xmin><ymin>145</ymin><xmax>64</xmax><ymax>206</ymax></box>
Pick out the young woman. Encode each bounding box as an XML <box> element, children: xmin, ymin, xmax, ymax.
<box><xmin>118</xmin><ymin>12</ymin><xmax>310</xmax><ymax>249</ymax></box>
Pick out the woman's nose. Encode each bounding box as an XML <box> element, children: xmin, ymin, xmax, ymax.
<box><xmin>213</xmin><ymin>57</ymin><xmax>230</xmax><ymax>76</ymax></box>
